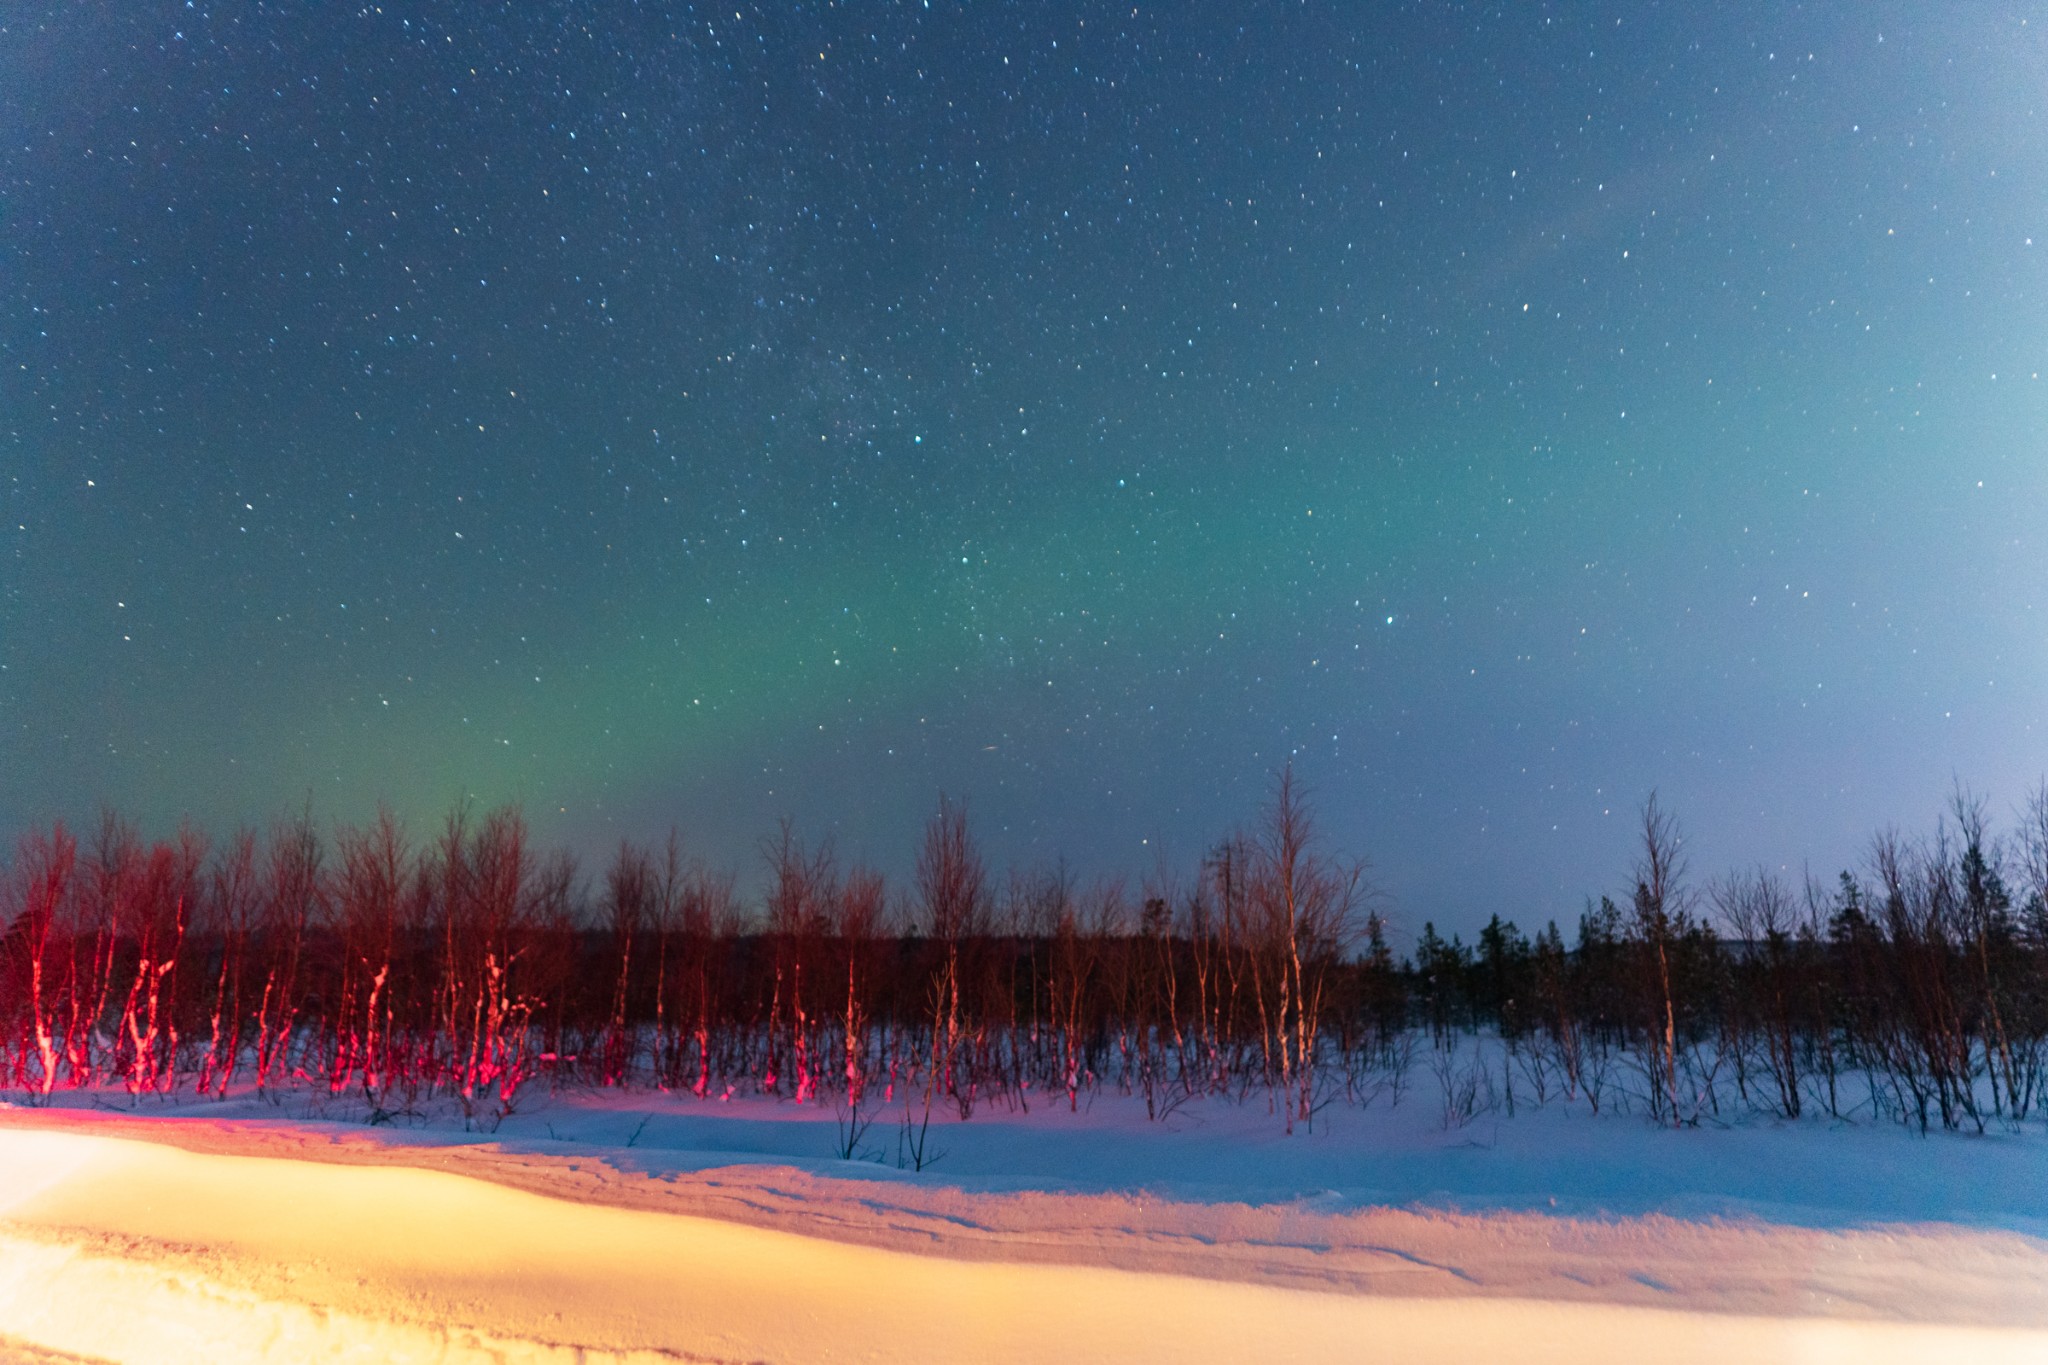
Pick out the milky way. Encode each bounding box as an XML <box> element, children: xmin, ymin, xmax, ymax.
<box><xmin>5</xmin><ymin>3</ymin><xmax>2044</xmax><ymax>933</ymax></box>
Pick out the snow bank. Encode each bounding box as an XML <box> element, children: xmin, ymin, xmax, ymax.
<box><xmin>0</xmin><ymin>1126</ymin><xmax>2043</xmax><ymax>1365</ymax></box>
<box><xmin>4</xmin><ymin>1092</ymin><xmax>2048</xmax><ymax>1362</ymax></box>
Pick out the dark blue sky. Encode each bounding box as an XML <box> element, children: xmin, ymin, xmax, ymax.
<box><xmin>5</xmin><ymin>2</ymin><xmax>2044</xmax><ymax>936</ymax></box>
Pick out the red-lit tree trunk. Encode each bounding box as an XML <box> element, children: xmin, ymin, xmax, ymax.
<box><xmin>254</xmin><ymin>811</ymin><xmax>321</xmax><ymax>1097</ymax></box>
<box><xmin>198</xmin><ymin>830</ymin><xmax>259</xmax><ymax>1097</ymax></box>
<box><xmin>7</xmin><ymin>825</ymin><xmax>77</xmax><ymax>1100</ymax></box>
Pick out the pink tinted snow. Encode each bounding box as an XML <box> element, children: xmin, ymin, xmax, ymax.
<box><xmin>1</xmin><ymin>1095</ymin><xmax>2046</xmax><ymax>1362</ymax></box>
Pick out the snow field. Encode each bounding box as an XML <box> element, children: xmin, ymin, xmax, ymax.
<box><xmin>1</xmin><ymin>1116</ymin><xmax>2046</xmax><ymax>1363</ymax></box>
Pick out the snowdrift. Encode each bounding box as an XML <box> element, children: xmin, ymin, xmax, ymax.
<box><xmin>1</xmin><ymin>1096</ymin><xmax>2045</xmax><ymax>1363</ymax></box>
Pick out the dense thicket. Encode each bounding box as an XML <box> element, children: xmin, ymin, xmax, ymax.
<box><xmin>5</xmin><ymin>779</ymin><xmax>2048</xmax><ymax>1136</ymax></box>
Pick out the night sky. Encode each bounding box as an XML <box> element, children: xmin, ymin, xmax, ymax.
<box><xmin>5</xmin><ymin>2</ymin><xmax>2045</xmax><ymax>936</ymax></box>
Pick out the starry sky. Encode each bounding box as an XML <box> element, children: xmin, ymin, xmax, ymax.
<box><xmin>5</xmin><ymin>2</ymin><xmax>2045</xmax><ymax>935</ymax></box>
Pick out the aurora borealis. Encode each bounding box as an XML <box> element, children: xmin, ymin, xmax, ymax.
<box><xmin>5</xmin><ymin>3</ymin><xmax>2045</xmax><ymax>932</ymax></box>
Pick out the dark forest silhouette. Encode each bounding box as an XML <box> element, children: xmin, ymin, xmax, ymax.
<box><xmin>5</xmin><ymin>775</ymin><xmax>2048</xmax><ymax>1139</ymax></box>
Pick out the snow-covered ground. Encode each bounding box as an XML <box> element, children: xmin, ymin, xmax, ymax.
<box><xmin>2</xmin><ymin>1081</ymin><xmax>2046</xmax><ymax>1362</ymax></box>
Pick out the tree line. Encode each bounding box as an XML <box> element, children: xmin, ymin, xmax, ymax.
<box><xmin>4</xmin><ymin>775</ymin><xmax>2047</xmax><ymax>1136</ymax></box>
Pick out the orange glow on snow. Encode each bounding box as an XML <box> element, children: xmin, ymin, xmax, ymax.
<box><xmin>0</xmin><ymin>1125</ymin><xmax>2044</xmax><ymax>1364</ymax></box>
